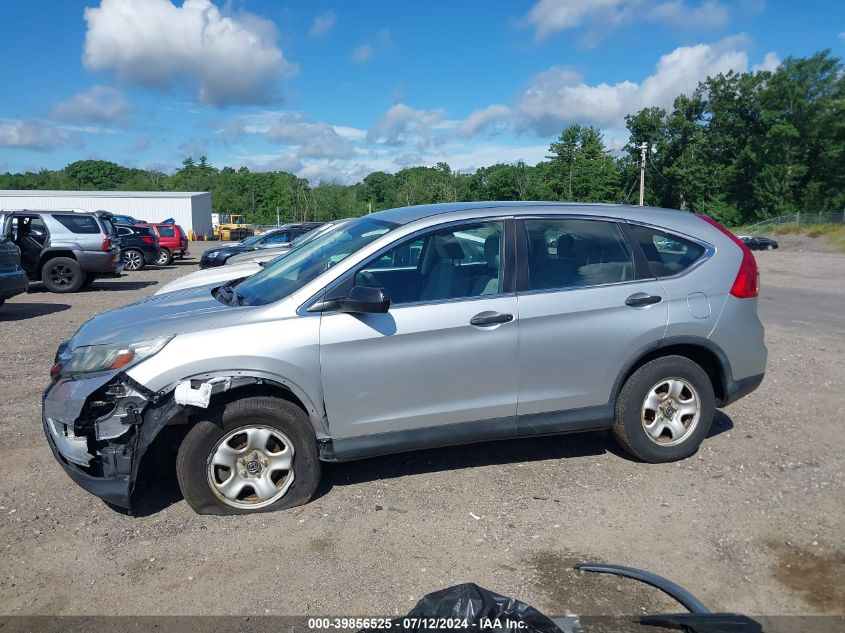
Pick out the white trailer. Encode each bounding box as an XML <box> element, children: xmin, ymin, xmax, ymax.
<box><xmin>0</xmin><ymin>190</ymin><xmax>213</xmax><ymax>238</ymax></box>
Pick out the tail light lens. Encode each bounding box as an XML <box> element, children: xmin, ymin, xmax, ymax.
<box><xmin>142</xmin><ymin>236</ymin><xmax>155</xmax><ymax>244</ymax></box>
<box><xmin>696</xmin><ymin>214</ymin><xmax>759</xmax><ymax>298</ymax></box>
<box><xmin>102</xmin><ymin>236</ymin><xmax>112</xmax><ymax>252</ymax></box>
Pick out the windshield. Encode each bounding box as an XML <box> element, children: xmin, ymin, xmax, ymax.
<box><xmin>242</xmin><ymin>231</ymin><xmax>272</xmax><ymax>246</ymax></box>
<box><xmin>233</xmin><ymin>217</ymin><xmax>397</xmax><ymax>306</ymax></box>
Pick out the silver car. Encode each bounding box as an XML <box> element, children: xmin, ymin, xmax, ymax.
<box><xmin>43</xmin><ymin>202</ymin><xmax>766</xmax><ymax>514</ymax></box>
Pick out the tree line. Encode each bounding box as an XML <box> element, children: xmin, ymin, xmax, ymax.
<box><xmin>1</xmin><ymin>51</ymin><xmax>842</xmax><ymax>228</ymax></box>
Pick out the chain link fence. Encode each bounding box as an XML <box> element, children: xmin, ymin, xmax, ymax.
<box><xmin>743</xmin><ymin>212</ymin><xmax>845</xmax><ymax>233</ymax></box>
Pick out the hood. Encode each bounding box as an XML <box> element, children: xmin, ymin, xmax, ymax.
<box><xmin>154</xmin><ymin>262</ymin><xmax>262</xmax><ymax>296</ymax></box>
<box><xmin>71</xmin><ymin>285</ymin><xmax>252</xmax><ymax>347</ymax></box>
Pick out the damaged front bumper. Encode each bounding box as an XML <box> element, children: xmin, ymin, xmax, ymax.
<box><xmin>42</xmin><ymin>372</ymin><xmax>179</xmax><ymax>509</ymax></box>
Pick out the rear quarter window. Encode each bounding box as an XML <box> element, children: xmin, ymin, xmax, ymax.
<box><xmin>53</xmin><ymin>214</ymin><xmax>101</xmax><ymax>234</ymax></box>
<box><xmin>628</xmin><ymin>224</ymin><xmax>706</xmax><ymax>277</ymax></box>
<box><xmin>157</xmin><ymin>226</ymin><xmax>176</xmax><ymax>237</ymax></box>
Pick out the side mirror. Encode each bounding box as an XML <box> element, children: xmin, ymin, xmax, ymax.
<box><xmin>337</xmin><ymin>285</ymin><xmax>390</xmax><ymax>313</ymax></box>
<box><xmin>311</xmin><ymin>285</ymin><xmax>390</xmax><ymax>313</ymax></box>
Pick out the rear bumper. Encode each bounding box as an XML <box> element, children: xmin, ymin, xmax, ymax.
<box><xmin>77</xmin><ymin>250</ymin><xmax>121</xmax><ymax>274</ymax></box>
<box><xmin>0</xmin><ymin>269</ymin><xmax>29</xmax><ymax>300</ymax></box>
<box><xmin>142</xmin><ymin>248</ymin><xmax>160</xmax><ymax>264</ymax></box>
<box><xmin>720</xmin><ymin>372</ymin><xmax>765</xmax><ymax>407</ymax></box>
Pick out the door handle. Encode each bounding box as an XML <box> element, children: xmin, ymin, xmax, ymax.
<box><xmin>470</xmin><ymin>312</ymin><xmax>514</xmax><ymax>326</ymax></box>
<box><xmin>625</xmin><ymin>294</ymin><xmax>663</xmax><ymax>307</ymax></box>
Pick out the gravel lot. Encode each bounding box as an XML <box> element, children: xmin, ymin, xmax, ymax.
<box><xmin>0</xmin><ymin>240</ymin><xmax>842</xmax><ymax>622</ymax></box>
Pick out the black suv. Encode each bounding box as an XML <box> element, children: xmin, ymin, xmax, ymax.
<box><xmin>116</xmin><ymin>225</ymin><xmax>161</xmax><ymax>271</ymax></box>
<box><xmin>0</xmin><ymin>237</ymin><xmax>28</xmax><ymax>308</ymax></box>
<box><xmin>200</xmin><ymin>222</ymin><xmax>324</xmax><ymax>269</ymax></box>
<box><xmin>0</xmin><ymin>209</ymin><xmax>122</xmax><ymax>293</ymax></box>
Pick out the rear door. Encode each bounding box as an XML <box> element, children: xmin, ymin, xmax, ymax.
<box><xmin>515</xmin><ymin>216</ymin><xmax>668</xmax><ymax>432</ymax></box>
<box><xmin>319</xmin><ymin>218</ymin><xmax>519</xmax><ymax>445</ymax></box>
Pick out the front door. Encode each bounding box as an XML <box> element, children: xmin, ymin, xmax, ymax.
<box><xmin>319</xmin><ymin>220</ymin><xmax>519</xmax><ymax>451</ymax></box>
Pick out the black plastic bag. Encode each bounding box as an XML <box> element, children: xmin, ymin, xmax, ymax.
<box><xmin>366</xmin><ymin>583</ymin><xmax>563</xmax><ymax>633</ymax></box>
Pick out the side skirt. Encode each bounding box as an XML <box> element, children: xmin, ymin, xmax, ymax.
<box><xmin>324</xmin><ymin>404</ymin><xmax>612</xmax><ymax>462</ymax></box>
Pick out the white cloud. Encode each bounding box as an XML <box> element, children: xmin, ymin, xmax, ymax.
<box><xmin>0</xmin><ymin>120</ymin><xmax>69</xmax><ymax>151</ymax></box>
<box><xmin>51</xmin><ymin>85</ymin><xmax>132</xmax><ymax>124</ymax></box>
<box><xmin>515</xmin><ymin>36</ymin><xmax>749</xmax><ymax>134</ymax></box>
<box><xmin>457</xmin><ymin>105</ymin><xmax>512</xmax><ymax>137</ymax></box>
<box><xmin>350</xmin><ymin>43</ymin><xmax>374</xmax><ymax>64</ymax></box>
<box><xmin>522</xmin><ymin>0</ymin><xmax>730</xmax><ymax>44</ymax></box>
<box><xmin>367</xmin><ymin>103</ymin><xmax>445</xmax><ymax>146</ymax></box>
<box><xmin>752</xmin><ymin>51</ymin><xmax>780</xmax><ymax>73</ymax></box>
<box><xmin>83</xmin><ymin>0</ymin><xmax>296</xmax><ymax>106</ymax></box>
<box><xmin>350</xmin><ymin>29</ymin><xmax>392</xmax><ymax>64</ymax></box>
<box><xmin>309</xmin><ymin>10</ymin><xmax>336</xmax><ymax>37</ymax></box>
<box><xmin>648</xmin><ymin>1</ymin><xmax>729</xmax><ymax>29</ymax></box>
<box><xmin>266</xmin><ymin>117</ymin><xmax>356</xmax><ymax>159</ymax></box>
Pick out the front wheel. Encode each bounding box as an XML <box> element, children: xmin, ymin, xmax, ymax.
<box><xmin>176</xmin><ymin>396</ymin><xmax>321</xmax><ymax>515</ymax></box>
<box><xmin>612</xmin><ymin>355</ymin><xmax>715</xmax><ymax>463</ymax></box>
<box><xmin>156</xmin><ymin>248</ymin><xmax>173</xmax><ymax>266</ymax></box>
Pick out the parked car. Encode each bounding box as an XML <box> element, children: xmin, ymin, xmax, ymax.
<box><xmin>43</xmin><ymin>202</ymin><xmax>767</xmax><ymax>514</ymax></box>
<box><xmin>739</xmin><ymin>235</ymin><xmax>778</xmax><ymax>250</ymax></box>
<box><xmin>136</xmin><ymin>222</ymin><xmax>189</xmax><ymax>265</ymax></box>
<box><xmin>199</xmin><ymin>222</ymin><xmax>323</xmax><ymax>269</ymax></box>
<box><xmin>0</xmin><ymin>209</ymin><xmax>122</xmax><ymax>293</ymax></box>
<box><xmin>111</xmin><ymin>214</ymin><xmax>145</xmax><ymax>225</ymax></box>
<box><xmin>0</xmin><ymin>237</ymin><xmax>29</xmax><ymax>308</ymax></box>
<box><xmin>158</xmin><ymin>221</ymin><xmax>345</xmax><ymax>296</ymax></box>
<box><xmin>115</xmin><ymin>225</ymin><xmax>161</xmax><ymax>271</ymax></box>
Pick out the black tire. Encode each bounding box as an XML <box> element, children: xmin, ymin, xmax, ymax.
<box><xmin>80</xmin><ymin>274</ymin><xmax>97</xmax><ymax>289</ymax></box>
<box><xmin>156</xmin><ymin>248</ymin><xmax>173</xmax><ymax>266</ymax></box>
<box><xmin>123</xmin><ymin>248</ymin><xmax>145</xmax><ymax>271</ymax></box>
<box><xmin>176</xmin><ymin>396</ymin><xmax>321</xmax><ymax>515</ymax></box>
<box><xmin>612</xmin><ymin>355</ymin><xmax>715</xmax><ymax>463</ymax></box>
<box><xmin>0</xmin><ymin>298</ymin><xmax>5</xmax><ymax>308</ymax></box>
<box><xmin>41</xmin><ymin>257</ymin><xmax>84</xmax><ymax>293</ymax></box>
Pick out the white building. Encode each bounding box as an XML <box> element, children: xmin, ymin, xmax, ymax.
<box><xmin>0</xmin><ymin>190</ymin><xmax>212</xmax><ymax>238</ymax></box>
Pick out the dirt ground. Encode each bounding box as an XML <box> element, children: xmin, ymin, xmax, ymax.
<box><xmin>0</xmin><ymin>240</ymin><xmax>842</xmax><ymax>624</ymax></box>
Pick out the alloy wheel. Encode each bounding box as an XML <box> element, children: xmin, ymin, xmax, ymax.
<box><xmin>123</xmin><ymin>250</ymin><xmax>143</xmax><ymax>271</ymax></box>
<box><xmin>206</xmin><ymin>425</ymin><xmax>295</xmax><ymax>509</ymax></box>
<box><xmin>48</xmin><ymin>263</ymin><xmax>75</xmax><ymax>287</ymax></box>
<box><xmin>640</xmin><ymin>377</ymin><xmax>701</xmax><ymax>446</ymax></box>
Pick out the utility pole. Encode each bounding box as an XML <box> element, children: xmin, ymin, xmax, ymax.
<box><xmin>638</xmin><ymin>141</ymin><xmax>648</xmax><ymax>206</ymax></box>
<box><xmin>276</xmin><ymin>206</ymin><xmax>280</xmax><ymax>227</ymax></box>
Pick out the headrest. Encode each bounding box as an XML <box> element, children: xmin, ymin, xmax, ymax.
<box><xmin>556</xmin><ymin>234</ymin><xmax>574</xmax><ymax>259</ymax></box>
<box><xmin>437</xmin><ymin>234</ymin><xmax>466</xmax><ymax>260</ymax></box>
<box><xmin>572</xmin><ymin>239</ymin><xmax>589</xmax><ymax>264</ymax></box>
<box><xmin>484</xmin><ymin>234</ymin><xmax>500</xmax><ymax>268</ymax></box>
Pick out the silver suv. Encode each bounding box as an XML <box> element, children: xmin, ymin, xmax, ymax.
<box><xmin>0</xmin><ymin>209</ymin><xmax>122</xmax><ymax>292</ymax></box>
<box><xmin>43</xmin><ymin>202</ymin><xmax>766</xmax><ymax>514</ymax></box>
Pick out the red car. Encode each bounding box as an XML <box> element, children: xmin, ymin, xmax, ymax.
<box><xmin>136</xmin><ymin>223</ymin><xmax>189</xmax><ymax>265</ymax></box>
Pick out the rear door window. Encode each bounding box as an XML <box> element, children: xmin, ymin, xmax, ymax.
<box><xmin>54</xmin><ymin>214</ymin><xmax>101</xmax><ymax>234</ymax></box>
<box><xmin>524</xmin><ymin>218</ymin><xmax>634</xmax><ymax>290</ymax></box>
<box><xmin>627</xmin><ymin>224</ymin><xmax>706</xmax><ymax>277</ymax></box>
<box><xmin>157</xmin><ymin>226</ymin><xmax>176</xmax><ymax>237</ymax></box>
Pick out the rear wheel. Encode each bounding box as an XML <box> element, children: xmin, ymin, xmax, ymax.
<box><xmin>612</xmin><ymin>355</ymin><xmax>715</xmax><ymax>463</ymax></box>
<box><xmin>176</xmin><ymin>396</ymin><xmax>321</xmax><ymax>515</ymax></box>
<box><xmin>123</xmin><ymin>248</ymin><xmax>145</xmax><ymax>271</ymax></box>
<box><xmin>80</xmin><ymin>274</ymin><xmax>96</xmax><ymax>289</ymax></box>
<box><xmin>41</xmin><ymin>257</ymin><xmax>84</xmax><ymax>293</ymax></box>
<box><xmin>156</xmin><ymin>248</ymin><xmax>173</xmax><ymax>266</ymax></box>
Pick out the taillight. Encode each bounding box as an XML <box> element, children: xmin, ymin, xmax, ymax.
<box><xmin>142</xmin><ymin>236</ymin><xmax>155</xmax><ymax>244</ymax></box>
<box><xmin>695</xmin><ymin>214</ymin><xmax>759</xmax><ymax>298</ymax></box>
<box><xmin>102</xmin><ymin>236</ymin><xmax>112</xmax><ymax>251</ymax></box>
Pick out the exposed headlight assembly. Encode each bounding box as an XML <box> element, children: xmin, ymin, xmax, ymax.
<box><xmin>57</xmin><ymin>336</ymin><xmax>173</xmax><ymax>378</ymax></box>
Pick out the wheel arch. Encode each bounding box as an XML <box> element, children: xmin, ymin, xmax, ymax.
<box><xmin>612</xmin><ymin>337</ymin><xmax>733</xmax><ymax>407</ymax></box>
<box><xmin>38</xmin><ymin>250</ymin><xmax>78</xmax><ymax>275</ymax></box>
